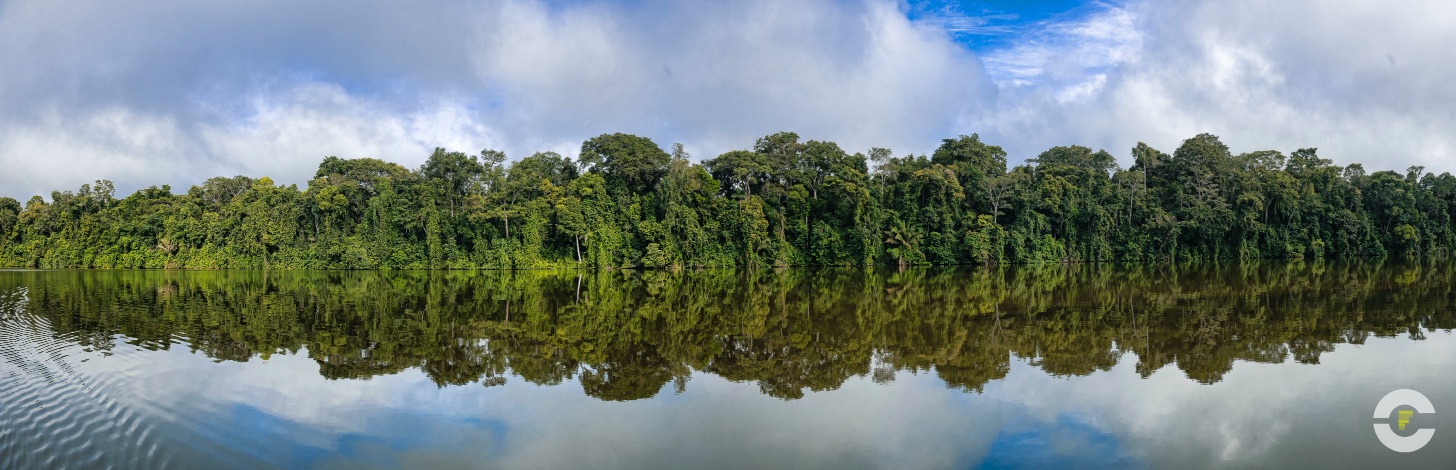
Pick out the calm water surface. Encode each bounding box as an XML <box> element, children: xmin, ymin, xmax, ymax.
<box><xmin>2</xmin><ymin>262</ymin><xmax>1454</xmax><ymax>469</ymax></box>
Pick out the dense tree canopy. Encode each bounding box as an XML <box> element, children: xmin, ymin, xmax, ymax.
<box><xmin>3</xmin><ymin>131</ymin><xmax>1455</xmax><ymax>269</ymax></box>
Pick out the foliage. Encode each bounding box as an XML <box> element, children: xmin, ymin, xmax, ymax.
<box><xmin>4</xmin><ymin>132</ymin><xmax>1456</xmax><ymax>268</ymax></box>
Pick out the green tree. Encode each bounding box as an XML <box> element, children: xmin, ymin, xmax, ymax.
<box><xmin>579</xmin><ymin>133</ymin><xmax>671</xmax><ymax>196</ymax></box>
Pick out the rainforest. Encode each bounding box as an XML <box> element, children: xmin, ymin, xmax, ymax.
<box><xmin>1</xmin><ymin>132</ymin><xmax>1451</xmax><ymax>269</ymax></box>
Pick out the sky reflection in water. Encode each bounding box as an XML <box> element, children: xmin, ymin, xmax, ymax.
<box><xmin>1</xmin><ymin>263</ymin><xmax>1454</xmax><ymax>469</ymax></box>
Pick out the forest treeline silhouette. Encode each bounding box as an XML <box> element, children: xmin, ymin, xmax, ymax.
<box><xmin>3</xmin><ymin>261</ymin><xmax>1450</xmax><ymax>401</ymax></box>
<box><xmin>2</xmin><ymin>132</ymin><xmax>1453</xmax><ymax>268</ymax></box>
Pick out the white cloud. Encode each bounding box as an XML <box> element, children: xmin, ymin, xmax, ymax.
<box><xmin>980</xmin><ymin>4</ymin><xmax>1141</xmax><ymax>88</ymax></box>
<box><xmin>0</xmin><ymin>84</ymin><xmax>498</xmax><ymax>198</ymax></box>
<box><xmin>0</xmin><ymin>107</ymin><xmax>196</xmax><ymax>198</ymax></box>
<box><xmin>0</xmin><ymin>0</ymin><xmax>995</xmax><ymax>199</ymax></box>
<box><xmin>470</xmin><ymin>0</ymin><xmax>994</xmax><ymax>162</ymax></box>
<box><xmin>981</xmin><ymin>0</ymin><xmax>1456</xmax><ymax>169</ymax></box>
<box><xmin>197</xmin><ymin>82</ymin><xmax>498</xmax><ymax>180</ymax></box>
<box><xmin>1</xmin><ymin>0</ymin><xmax>1456</xmax><ymax>200</ymax></box>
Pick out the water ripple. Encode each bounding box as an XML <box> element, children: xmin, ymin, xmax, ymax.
<box><xmin>0</xmin><ymin>287</ymin><xmax>173</xmax><ymax>470</ymax></box>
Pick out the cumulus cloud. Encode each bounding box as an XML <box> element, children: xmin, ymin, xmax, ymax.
<box><xmin>981</xmin><ymin>0</ymin><xmax>1456</xmax><ymax>168</ymax></box>
<box><xmin>0</xmin><ymin>0</ymin><xmax>491</xmax><ymax>199</ymax></box>
<box><xmin>196</xmin><ymin>82</ymin><xmax>499</xmax><ymax>179</ymax></box>
<box><xmin>469</xmin><ymin>0</ymin><xmax>994</xmax><ymax>162</ymax></box>
<box><xmin>0</xmin><ymin>0</ymin><xmax>992</xmax><ymax>199</ymax></box>
<box><xmin>0</xmin><ymin>85</ymin><xmax>496</xmax><ymax>198</ymax></box>
<box><xmin>0</xmin><ymin>0</ymin><xmax>1454</xmax><ymax>200</ymax></box>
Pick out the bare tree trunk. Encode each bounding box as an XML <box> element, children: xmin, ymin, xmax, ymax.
<box><xmin>575</xmin><ymin>235</ymin><xmax>582</xmax><ymax>263</ymax></box>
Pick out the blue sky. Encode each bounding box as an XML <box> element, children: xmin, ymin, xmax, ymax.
<box><xmin>906</xmin><ymin>0</ymin><xmax>1093</xmax><ymax>46</ymax></box>
<box><xmin>0</xmin><ymin>0</ymin><xmax>1453</xmax><ymax>199</ymax></box>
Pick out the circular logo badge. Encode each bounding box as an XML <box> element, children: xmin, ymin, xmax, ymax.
<box><xmin>1373</xmin><ymin>389</ymin><xmax>1435</xmax><ymax>453</ymax></box>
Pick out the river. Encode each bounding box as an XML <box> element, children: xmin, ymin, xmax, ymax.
<box><xmin>1</xmin><ymin>262</ymin><xmax>1453</xmax><ymax>468</ymax></box>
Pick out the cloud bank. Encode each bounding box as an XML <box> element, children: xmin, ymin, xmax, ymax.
<box><xmin>0</xmin><ymin>0</ymin><xmax>1453</xmax><ymax>199</ymax></box>
<box><xmin>978</xmin><ymin>0</ymin><xmax>1456</xmax><ymax>172</ymax></box>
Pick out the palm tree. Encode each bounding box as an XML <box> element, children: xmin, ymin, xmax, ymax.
<box><xmin>883</xmin><ymin>217</ymin><xmax>921</xmax><ymax>267</ymax></box>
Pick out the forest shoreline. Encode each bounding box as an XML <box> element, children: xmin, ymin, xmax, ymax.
<box><xmin>3</xmin><ymin>131</ymin><xmax>1452</xmax><ymax>270</ymax></box>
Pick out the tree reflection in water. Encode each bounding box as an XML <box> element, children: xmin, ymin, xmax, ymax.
<box><xmin>5</xmin><ymin>260</ymin><xmax>1452</xmax><ymax>401</ymax></box>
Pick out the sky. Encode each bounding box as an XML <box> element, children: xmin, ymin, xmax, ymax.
<box><xmin>1</xmin><ymin>0</ymin><xmax>1455</xmax><ymax>199</ymax></box>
